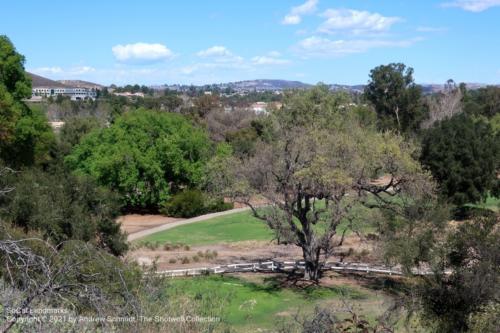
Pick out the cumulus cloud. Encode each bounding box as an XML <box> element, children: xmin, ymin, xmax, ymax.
<box><xmin>196</xmin><ymin>46</ymin><xmax>244</xmax><ymax>64</ymax></box>
<box><xmin>282</xmin><ymin>0</ymin><xmax>318</xmax><ymax>25</ymax></box>
<box><xmin>251</xmin><ymin>56</ymin><xmax>291</xmax><ymax>65</ymax></box>
<box><xmin>441</xmin><ymin>0</ymin><xmax>500</xmax><ymax>11</ymax></box>
<box><xmin>294</xmin><ymin>36</ymin><xmax>420</xmax><ymax>58</ymax></box>
<box><xmin>196</xmin><ymin>45</ymin><xmax>233</xmax><ymax>57</ymax></box>
<box><xmin>112</xmin><ymin>42</ymin><xmax>174</xmax><ymax>63</ymax></box>
<box><xmin>318</xmin><ymin>9</ymin><xmax>401</xmax><ymax>35</ymax></box>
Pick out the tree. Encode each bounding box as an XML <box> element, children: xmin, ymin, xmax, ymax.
<box><xmin>417</xmin><ymin>214</ymin><xmax>499</xmax><ymax>332</ymax></box>
<box><xmin>210</xmin><ymin>86</ymin><xmax>434</xmax><ymax>281</ymax></box>
<box><xmin>58</xmin><ymin>116</ymin><xmax>103</xmax><ymax>156</ymax></box>
<box><xmin>0</xmin><ymin>36</ymin><xmax>55</xmax><ymax>167</ymax></box>
<box><xmin>365</xmin><ymin>63</ymin><xmax>428</xmax><ymax>133</ymax></box>
<box><xmin>420</xmin><ymin>113</ymin><xmax>499</xmax><ymax>205</ymax></box>
<box><xmin>66</xmin><ymin>109</ymin><xmax>212</xmax><ymax>211</ymax></box>
<box><xmin>422</xmin><ymin>79</ymin><xmax>463</xmax><ymax>129</ymax></box>
<box><xmin>0</xmin><ymin>105</ymin><xmax>55</xmax><ymax>167</ymax></box>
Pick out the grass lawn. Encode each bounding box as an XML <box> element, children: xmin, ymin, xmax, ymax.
<box><xmin>140</xmin><ymin>211</ymin><xmax>273</xmax><ymax>245</ymax></box>
<box><xmin>164</xmin><ymin>274</ymin><xmax>390</xmax><ymax>332</ymax></box>
<box><xmin>465</xmin><ymin>195</ymin><xmax>499</xmax><ymax>212</ymax></box>
<box><xmin>139</xmin><ymin>206</ymin><xmax>378</xmax><ymax>246</ymax></box>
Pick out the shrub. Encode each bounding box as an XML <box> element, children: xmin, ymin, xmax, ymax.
<box><xmin>180</xmin><ymin>256</ymin><xmax>190</xmax><ymax>264</ymax></box>
<box><xmin>161</xmin><ymin>189</ymin><xmax>206</xmax><ymax>217</ymax></box>
<box><xmin>160</xmin><ymin>189</ymin><xmax>233</xmax><ymax>218</ymax></box>
<box><xmin>168</xmin><ymin>258</ymin><xmax>177</xmax><ymax>264</ymax></box>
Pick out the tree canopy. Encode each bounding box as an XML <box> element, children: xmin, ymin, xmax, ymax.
<box><xmin>66</xmin><ymin>109</ymin><xmax>213</xmax><ymax>210</ymax></box>
<box><xmin>0</xmin><ymin>35</ymin><xmax>55</xmax><ymax>167</ymax></box>
<box><xmin>211</xmin><ymin>86</ymin><xmax>436</xmax><ymax>281</ymax></box>
<box><xmin>420</xmin><ymin>113</ymin><xmax>499</xmax><ymax>205</ymax></box>
<box><xmin>364</xmin><ymin>63</ymin><xmax>428</xmax><ymax>133</ymax></box>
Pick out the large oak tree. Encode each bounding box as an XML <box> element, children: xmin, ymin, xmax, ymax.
<box><xmin>210</xmin><ymin>85</ymin><xmax>435</xmax><ymax>281</ymax></box>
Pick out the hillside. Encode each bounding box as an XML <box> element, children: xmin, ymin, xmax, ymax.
<box><xmin>58</xmin><ymin>80</ymin><xmax>104</xmax><ymax>89</ymax></box>
<box><xmin>28</xmin><ymin>72</ymin><xmax>67</xmax><ymax>88</ymax></box>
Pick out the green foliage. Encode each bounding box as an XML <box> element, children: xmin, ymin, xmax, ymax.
<box><xmin>0</xmin><ymin>35</ymin><xmax>31</xmax><ymax>100</ymax></box>
<box><xmin>365</xmin><ymin>63</ymin><xmax>428</xmax><ymax>133</ymax></box>
<box><xmin>225</xmin><ymin>126</ymin><xmax>259</xmax><ymax>157</ymax></box>
<box><xmin>160</xmin><ymin>189</ymin><xmax>232</xmax><ymax>218</ymax></box>
<box><xmin>420</xmin><ymin>113</ymin><xmax>499</xmax><ymax>205</ymax></box>
<box><xmin>463</xmin><ymin>85</ymin><xmax>500</xmax><ymax>118</ymax></box>
<box><xmin>66</xmin><ymin>109</ymin><xmax>212</xmax><ymax>210</ymax></box>
<box><xmin>418</xmin><ymin>214</ymin><xmax>499</xmax><ymax>332</ymax></box>
<box><xmin>0</xmin><ymin>105</ymin><xmax>55</xmax><ymax>167</ymax></box>
<box><xmin>0</xmin><ymin>36</ymin><xmax>55</xmax><ymax>167</ymax></box>
<box><xmin>58</xmin><ymin>116</ymin><xmax>103</xmax><ymax>155</ymax></box>
<box><xmin>0</xmin><ymin>168</ymin><xmax>127</xmax><ymax>255</ymax></box>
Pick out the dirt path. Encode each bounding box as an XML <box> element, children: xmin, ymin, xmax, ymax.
<box><xmin>126</xmin><ymin>207</ymin><xmax>251</xmax><ymax>241</ymax></box>
<box><xmin>118</xmin><ymin>214</ymin><xmax>183</xmax><ymax>234</ymax></box>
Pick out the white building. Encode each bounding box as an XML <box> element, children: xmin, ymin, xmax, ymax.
<box><xmin>32</xmin><ymin>87</ymin><xmax>97</xmax><ymax>100</ymax></box>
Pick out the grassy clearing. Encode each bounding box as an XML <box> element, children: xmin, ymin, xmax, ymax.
<box><xmin>164</xmin><ymin>274</ymin><xmax>390</xmax><ymax>332</ymax></box>
<box><xmin>139</xmin><ymin>205</ymin><xmax>378</xmax><ymax>246</ymax></box>
<box><xmin>465</xmin><ymin>195</ymin><xmax>499</xmax><ymax>212</ymax></box>
<box><xmin>140</xmin><ymin>211</ymin><xmax>273</xmax><ymax>245</ymax></box>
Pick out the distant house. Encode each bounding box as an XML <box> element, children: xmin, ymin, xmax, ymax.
<box><xmin>250</xmin><ymin>102</ymin><xmax>268</xmax><ymax>113</ymax></box>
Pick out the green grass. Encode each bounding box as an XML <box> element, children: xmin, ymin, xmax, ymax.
<box><xmin>465</xmin><ymin>195</ymin><xmax>499</xmax><ymax>212</ymax></box>
<box><xmin>164</xmin><ymin>274</ymin><xmax>383</xmax><ymax>331</ymax></box>
<box><xmin>140</xmin><ymin>211</ymin><xmax>273</xmax><ymax>245</ymax></box>
<box><xmin>139</xmin><ymin>205</ymin><xmax>378</xmax><ymax>246</ymax></box>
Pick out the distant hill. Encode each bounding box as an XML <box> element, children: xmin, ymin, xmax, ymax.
<box><xmin>28</xmin><ymin>72</ymin><xmax>67</xmax><ymax>88</ymax></box>
<box><xmin>226</xmin><ymin>79</ymin><xmax>312</xmax><ymax>91</ymax></box>
<box><xmin>58</xmin><ymin>80</ymin><xmax>104</xmax><ymax>89</ymax></box>
<box><xmin>28</xmin><ymin>72</ymin><xmax>103</xmax><ymax>89</ymax></box>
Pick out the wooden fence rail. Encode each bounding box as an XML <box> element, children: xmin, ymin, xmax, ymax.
<box><xmin>155</xmin><ymin>260</ymin><xmax>431</xmax><ymax>278</ymax></box>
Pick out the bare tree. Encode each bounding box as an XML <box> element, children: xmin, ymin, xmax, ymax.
<box><xmin>422</xmin><ymin>79</ymin><xmax>463</xmax><ymax>129</ymax></box>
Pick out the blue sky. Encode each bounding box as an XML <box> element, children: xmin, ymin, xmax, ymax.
<box><xmin>2</xmin><ymin>0</ymin><xmax>500</xmax><ymax>85</ymax></box>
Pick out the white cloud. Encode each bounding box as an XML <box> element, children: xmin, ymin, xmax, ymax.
<box><xmin>112</xmin><ymin>42</ymin><xmax>174</xmax><ymax>63</ymax></box>
<box><xmin>442</xmin><ymin>0</ymin><xmax>500</xmax><ymax>11</ymax></box>
<box><xmin>32</xmin><ymin>66</ymin><xmax>96</xmax><ymax>76</ymax></box>
<box><xmin>196</xmin><ymin>45</ymin><xmax>245</xmax><ymax>64</ymax></box>
<box><xmin>251</xmin><ymin>56</ymin><xmax>291</xmax><ymax>65</ymax></box>
<box><xmin>282</xmin><ymin>0</ymin><xmax>318</xmax><ymax>25</ymax></box>
<box><xmin>318</xmin><ymin>9</ymin><xmax>401</xmax><ymax>35</ymax></box>
<box><xmin>294</xmin><ymin>36</ymin><xmax>420</xmax><ymax>58</ymax></box>
<box><xmin>196</xmin><ymin>45</ymin><xmax>232</xmax><ymax>57</ymax></box>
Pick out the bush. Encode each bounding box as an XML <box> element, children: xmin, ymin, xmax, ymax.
<box><xmin>160</xmin><ymin>189</ymin><xmax>233</xmax><ymax>218</ymax></box>
<box><xmin>0</xmin><ymin>168</ymin><xmax>127</xmax><ymax>256</ymax></box>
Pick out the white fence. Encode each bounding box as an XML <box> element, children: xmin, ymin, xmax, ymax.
<box><xmin>156</xmin><ymin>260</ymin><xmax>431</xmax><ymax>278</ymax></box>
